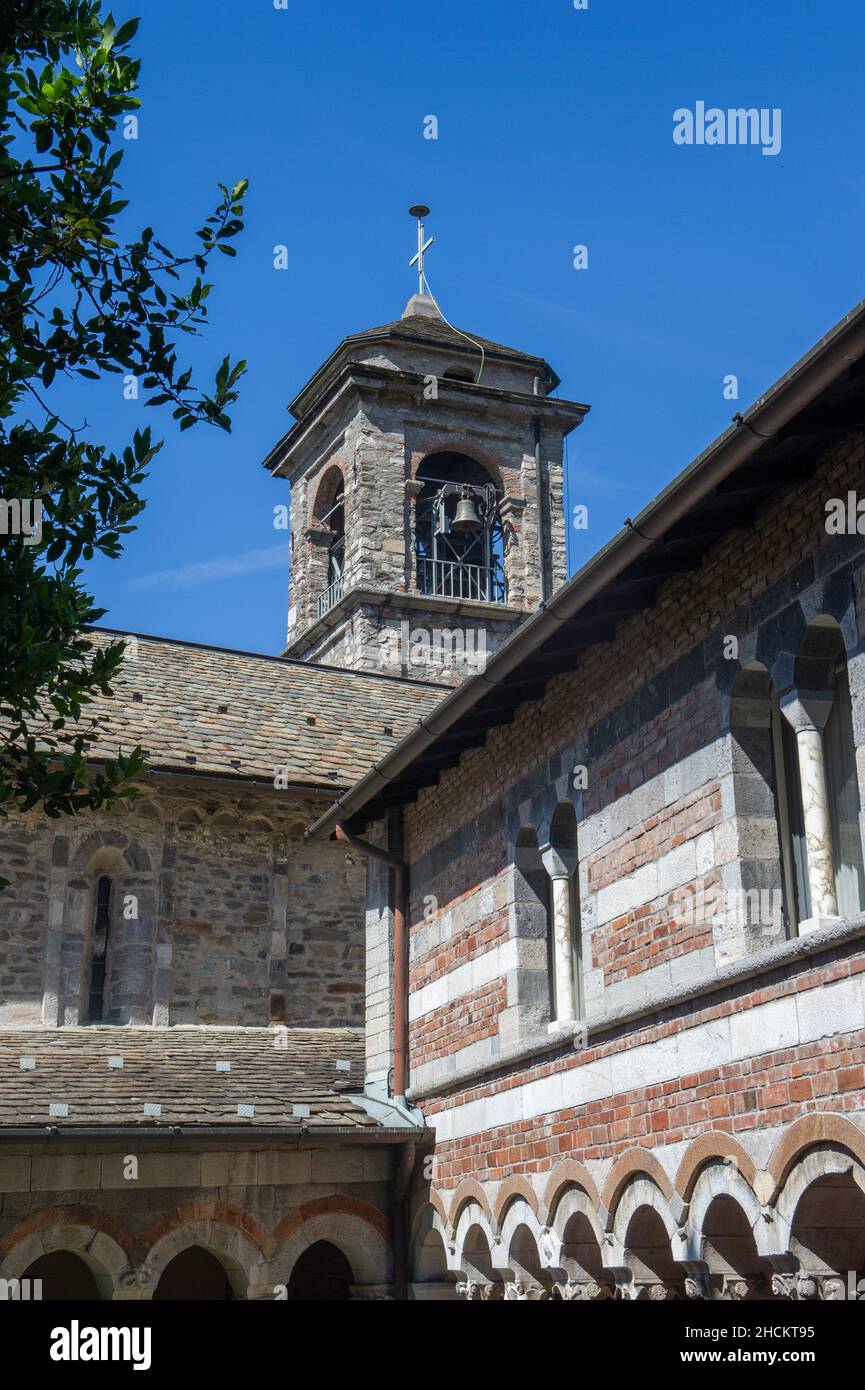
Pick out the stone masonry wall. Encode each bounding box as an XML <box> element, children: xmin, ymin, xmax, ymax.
<box><xmin>285</xmin><ymin>379</ymin><xmax>571</xmax><ymax>664</ymax></box>
<box><xmin>394</xmin><ymin>428</ymin><xmax>865</xmax><ymax>1297</ymax></box>
<box><xmin>0</xmin><ymin>780</ymin><xmax>365</xmax><ymax>1030</ymax></box>
<box><xmin>421</xmin><ymin>939</ymin><xmax>865</xmax><ymax>1189</ymax></box>
<box><xmin>300</xmin><ymin>601</ymin><xmax>524</xmax><ymax>685</ymax></box>
<box><xmin>401</xmin><ymin>429</ymin><xmax>865</xmax><ymax>1090</ymax></box>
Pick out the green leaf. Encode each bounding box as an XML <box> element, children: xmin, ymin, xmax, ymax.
<box><xmin>116</xmin><ymin>18</ymin><xmax>140</xmax><ymax>45</ymax></box>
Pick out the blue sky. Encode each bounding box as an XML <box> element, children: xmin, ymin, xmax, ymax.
<box><xmin>74</xmin><ymin>0</ymin><xmax>865</xmax><ymax>655</ymax></box>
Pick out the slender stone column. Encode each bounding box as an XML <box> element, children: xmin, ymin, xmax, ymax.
<box><xmin>549</xmin><ymin>875</ymin><xmax>576</xmax><ymax>1023</ymax></box>
<box><xmin>781</xmin><ymin>689</ymin><xmax>839</xmax><ymax>928</ymax></box>
<box><xmin>541</xmin><ymin>833</ymin><xmax>579</xmax><ymax>1025</ymax></box>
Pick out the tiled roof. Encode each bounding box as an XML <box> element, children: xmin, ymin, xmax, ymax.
<box><xmin>74</xmin><ymin>630</ymin><xmax>446</xmax><ymax>788</ymax></box>
<box><xmin>0</xmin><ymin>1026</ymin><xmax>388</xmax><ymax>1131</ymax></box>
<box><xmin>350</xmin><ymin>313</ymin><xmax>549</xmax><ymax>367</ymax></box>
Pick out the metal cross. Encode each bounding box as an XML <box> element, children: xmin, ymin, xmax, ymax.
<box><xmin>408</xmin><ymin>204</ymin><xmax>434</xmax><ymax>296</ymax></box>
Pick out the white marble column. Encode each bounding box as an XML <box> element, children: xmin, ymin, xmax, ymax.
<box><xmin>781</xmin><ymin>689</ymin><xmax>839</xmax><ymax>929</ymax></box>
<box><xmin>549</xmin><ymin>875</ymin><xmax>576</xmax><ymax>1023</ymax></box>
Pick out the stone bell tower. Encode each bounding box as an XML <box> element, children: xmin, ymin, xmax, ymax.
<box><xmin>263</xmin><ymin>210</ymin><xmax>589</xmax><ymax>684</ymax></box>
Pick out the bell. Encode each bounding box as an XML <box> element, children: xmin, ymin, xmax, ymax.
<box><xmin>452</xmin><ymin>485</ymin><xmax>482</xmax><ymax>533</ymax></box>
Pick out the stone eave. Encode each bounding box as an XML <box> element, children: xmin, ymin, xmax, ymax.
<box><xmin>0</xmin><ymin>1123</ymin><xmax>422</xmax><ymax>1141</ymax></box>
<box><xmin>264</xmin><ymin>363</ymin><xmax>590</xmax><ymax>482</ymax></box>
<box><xmin>286</xmin><ymin>322</ymin><xmax>559</xmax><ymax>424</ymax></box>
<box><xmin>84</xmin><ymin>760</ymin><xmax>352</xmax><ymax>799</ymax></box>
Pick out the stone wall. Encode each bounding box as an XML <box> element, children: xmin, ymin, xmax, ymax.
<box><xmin>299</xmin><ymin>599</ymin><xmax>523</xmax><ymax>685</ymax></box>
<box><xmin>0</xmin><ymin>1137</ymin><xmax>394</xmax><ymax>1299</ymax></box>
<box><xmin>0</xmin><ymin>780</ymin><xmax>365</xmax><ymax>1029</ymax></box>
<box><xmin>389</xmin><ymin>427</ymin><xmax>865</xmax><ymax>1296</ymax></box>
<box><xmin>400</xmin><ymin>429</ymin><xmax>865</xmax><ymax>1078</ymax></box>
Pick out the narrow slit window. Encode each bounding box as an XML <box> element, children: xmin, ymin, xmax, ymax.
<box><xmin>88</xmin><ymin>875</ymin><xmax>112</xmax><ymax>1022</ymax></box>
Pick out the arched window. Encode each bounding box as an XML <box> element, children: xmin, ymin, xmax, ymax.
<box><xmin>777</xmin><ymin>619</ymin><xmax>865</xmax><ymax>928</ymax></box>
<box><xmin>415</xmin><ymin>452</ymin><xmax>505</xmax><ymax>602</ymax></box>
<box><xmin>23</xmin><ymin>1252</ymin><xmax>102</xmax><ymax>1301</ymax></box>
<box><xmin>326</xmin><ymin>483</ymin><xmax>345</xmax><ymax>589</ymax></box>
<box><xmin>153</xmin><ymin>1247</ymin><xmax>235</xmax><ymax>1301</ymax></box>
<box><xmin>87</xmin><ymin>875</ymin><xmax>112</xmax><ymax>1022</ymax></box>
<box><xmin>314</xmin><ymin>469</ymin><xmax>346</xmax><ymax>618</ymax></box>
<box><xmin>286</xmin><ymin>1241</ymin><xmax>354</xmax><ymax>1301</ymax></box>
<box><xmin>728</xmin><ymin>664</ymin><xmax>795</xmax><ymax>939</ymax></box>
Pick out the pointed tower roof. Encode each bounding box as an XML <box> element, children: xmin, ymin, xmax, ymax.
<box><xmin>348</xmin><ymin>304</ymin><xmax>561</xmax><ymax>381</ymax></box>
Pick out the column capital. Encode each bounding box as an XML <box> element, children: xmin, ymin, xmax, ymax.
<box><xmin>502</xmin><ymin>1279</ymin><xmax>549</xmax><ymax>1301</ymax></box>
<box><xmin>540</xmin><ymin>843</ymin><xmax>578</xmax><ymax>879</ymax></box>
<box><xmin>779</xmin><ymin>687</ymin><xmax>834</xmax><ymax>734</ymax></box>
<box><xmin>456</xmin><ymin>1279</ymin><xmax>501</xmax><ymax>1300</ymax></box>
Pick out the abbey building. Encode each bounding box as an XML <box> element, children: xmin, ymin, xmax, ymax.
<box><xmin>1</xmin><ymin>287</ymin><xmax>864</xmax><ymax>1300</ymax></box>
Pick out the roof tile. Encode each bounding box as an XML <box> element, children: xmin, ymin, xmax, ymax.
<box><xmin>0</xmin><ymin>1027</ymin><xmax>385</xmax><ymax>1131</ymax></box>
<box><xmin>71</xmin><ymin>631</ymin><xmax>445</xmax><ymax>788</ymax></box>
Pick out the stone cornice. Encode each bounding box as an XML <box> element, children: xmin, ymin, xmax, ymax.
<box><xmin>285</xmin><ymin>586</ymin><xmax>528</xmax><ymax>658</ymax></box>
<box><xmin>268</xmin><ymin>364</ymin><xmax>589</xmax><ymax>480</ymax></box>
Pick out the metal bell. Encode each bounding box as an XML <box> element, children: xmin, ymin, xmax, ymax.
<box><xmin>452</xmin><ymin>485</ymin><xmax>482</xmax><ymax>532</ymax></box>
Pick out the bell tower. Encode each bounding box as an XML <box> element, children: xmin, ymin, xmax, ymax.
<box><xmin>263</xmin><ymin>209</ymin><xmax>589</xmax><ymax>685</ymax></box>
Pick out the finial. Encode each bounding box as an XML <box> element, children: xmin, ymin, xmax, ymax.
<box><xmin>403</xmin><ymin>205</ymin><xmax>439</xmax><ymax>318</ymax></box>
<box><xmin>408</xmin><ymin>204</ymin><xmax>434</xmax><ymax>297</ymax></box>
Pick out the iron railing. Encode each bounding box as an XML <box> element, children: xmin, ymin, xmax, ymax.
<box><xmin>417</xmin><ymin>557</ymin><xmax>503</xmax><ymax>603</ymax></box>
<box><xmin>317</xmin><ymin>576</ymin><xmax>344</xmax><ymax>618</ymax></box>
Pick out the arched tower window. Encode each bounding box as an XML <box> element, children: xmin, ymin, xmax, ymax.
<box><xmin>313</xmin><ymin>468</ymin><xmax>346</xmax><ymax>618</ymax></box>
<box><xmin>326</xmin><ymin>484</ymin><xmax>345</xmax><ymax>588</ymax></box>
<box><xmin>415</xmin><ymin>452</ymin><xmax>505</xmax><ymax>602</ymax></box>
<box><xmin>87</xmin><ymin>875</ymin><xmax>112</xmax><ymax>1022</ymax></box>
